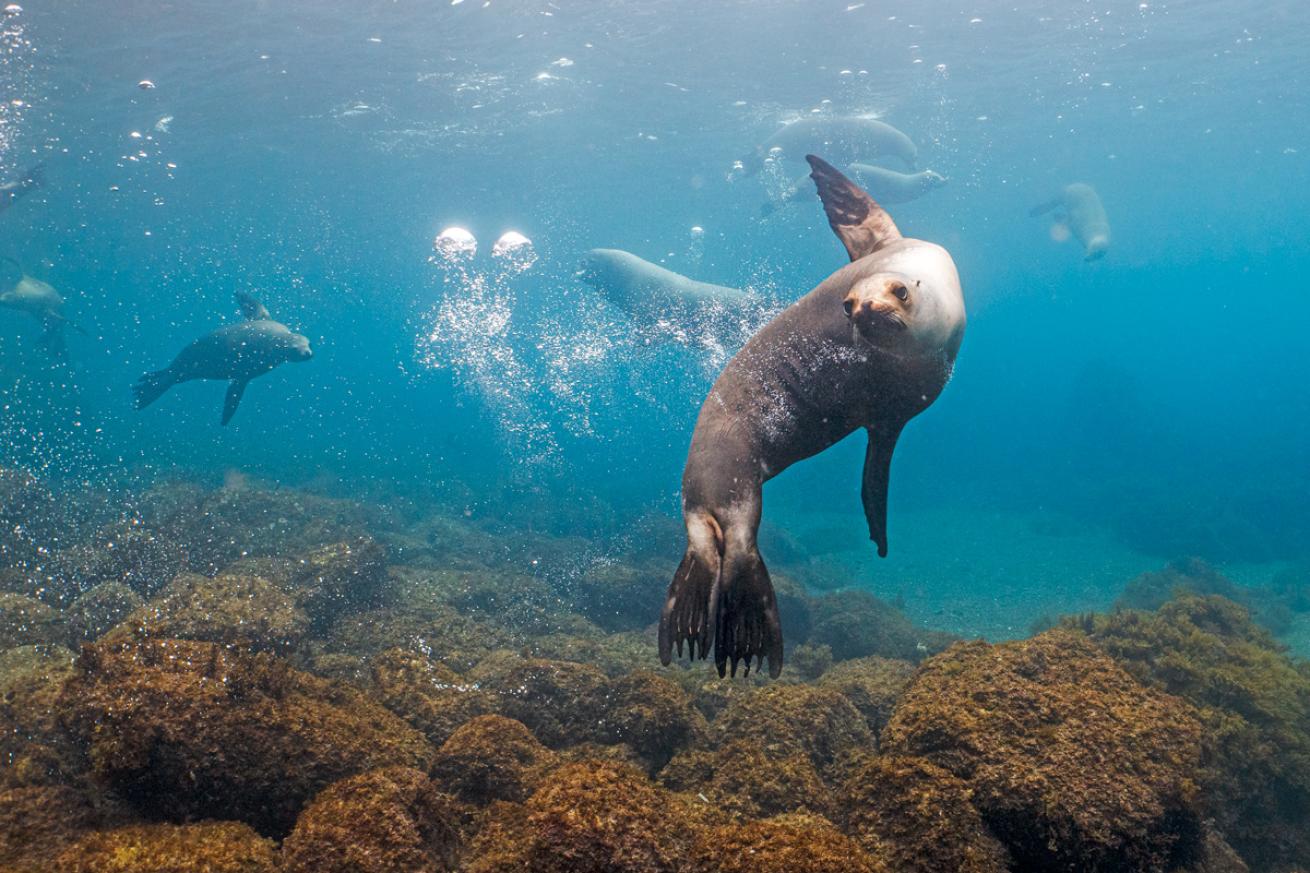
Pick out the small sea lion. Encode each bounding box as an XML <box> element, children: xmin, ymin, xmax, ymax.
<box><xmin>740</xmin><ymin>117</ymin><xmax>918</xmax><ymax>176</ymax></box>
<box><xmin>578</xmin><ymin>248</ymin><xmax>752</xmax><ymax>319</ymax></box>
<box><xmin>762</xmin><ymin>163</ymin><xmax>947</xmax><ymax>216</ymax></box>
<box><xmin>0</xmin><ymin>262</ymin><xmax>86</xmax><ymax>358</ymax></box>
<box><xmin>0</xmin><ymin>164</ymin><xmax>44</xmax><ymax>215</ymax></box>
<box><xmin>1030</xmin><ymin>183</ymin><xmax>1110</xmax><ymax>261</ymax></box>
<box><xmin>659</xmin><ymin>155</ymin><xmax>966</xmax><ymax>678</ymax></box>
<box><xmin>134</xmin><ymin>291</ymin><xmax>312</xmax><ymax>425</ymax></box>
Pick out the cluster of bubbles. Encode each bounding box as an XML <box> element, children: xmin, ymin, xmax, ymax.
<box><xmin>417</xmin><ymin>227</ymin><xmax>560</xmax><ymax>469</ymax></box>
<box><xmin>0</xmin><ymin>3</ymin><xmax>33</xmax><ymax>167</ymax></box>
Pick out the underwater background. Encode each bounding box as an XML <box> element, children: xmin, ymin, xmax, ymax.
<box><xmin>2</xmin><ymin>1</ymin><xmax>1310</xmax><ymax>871</ymax></box>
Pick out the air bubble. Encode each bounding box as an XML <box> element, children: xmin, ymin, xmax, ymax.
<box><xmin>432</xmin><ymin>227</ymin><xmax>477</xmax><ymax>264</ymax></box>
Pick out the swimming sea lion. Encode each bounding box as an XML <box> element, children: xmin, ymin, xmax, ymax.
<box><xmin>579</xmin><ymin>248</ymin><xmax>752</xmax><ymax>319</ymax></box>
<box><xmin>762</xmin><ymin>163</ymin><xmax>947</xmax><ymax>216</ymax></box>
<box><xmin>0</xmin><ymin>263</ymin><xmax>86</xmax><ymax>357</ymax></box>
<box><xmin>134</xmin><ymin>291</ymin><xmax>313</xmax><ymax>425</ymax></box>
<box><xmin>740</xmin><ymin>117</ymin><xmax>918</xmax><ymax>176</ymax></box>
<box><xmin>1030</xmin><ymin>183</ymin><xmax>1110</xmax><ymax>261</ymax></box>
<box><xmin>0</xmin><ymin>164</ymin><xmax>44</xmax><ymax>215</ymax></box>
<box><xmin>659</xmin><ymin>155</ymin><xmax>966</xmax><ymax>678</ymax></box>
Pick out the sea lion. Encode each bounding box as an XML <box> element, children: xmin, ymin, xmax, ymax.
<box><xmin>0</xmin><ymin>164</ymin><xmax>44</xmax><ymax>215</ymax></box>
<box><xmin>762</xmin><ymin>163</ymin><xmax>947</xmax><ymax>216</ymax></box>
<box><xmin>134</xmin><ymin>291</ymin><xmax>313</xmax><ymax>425</ymax></box>
<box><xmin>659</xmin><ymin>155</ymin><xmax>966</xmax><ymax>679</ymax></box>
<box><xmin>1030</xmin><ymin>183</ymin><xmax>1110</xmax><ymax>261</ymax></box>
<box><xmin>0</xmin><ymin>262</ymin><xmax>86</xmax><ymax>357</ymax></box>
<box><xmin>579</xmin><ymin>248</ymin><xmax>752</xmax><ymax>319</ymax></box>
<box><xmin>740</xmin><ymin>117</ymin><xmax>918</xmax><ymax>176</ymax></box>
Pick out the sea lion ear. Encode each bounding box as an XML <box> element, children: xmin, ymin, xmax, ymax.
<box><xmin>807</xmin><ymin>154</ymin><xmax>902</xmax><ymax>262</ymax></box>
<box><xmin>235</xmin><ymin>291</ymin><xmax>270</xmax><ymax>320</ymax></box>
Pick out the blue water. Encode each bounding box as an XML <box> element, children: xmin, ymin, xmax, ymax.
<box><xmin>2</xmin><ymin>0</ymin><xmax>1308</xmax><ymax>638</ymax></box>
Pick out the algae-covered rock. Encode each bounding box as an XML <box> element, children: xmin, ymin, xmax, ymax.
<box><xmin>691</xmin><ymin>812</ymin><xmax>885</xmax><ymax>873</ymax></box>
<box><xmin>64</xmin><ymin>583</ymin><xmax>143</xmax><ymax>644</ymax></box>
<box><xmin>786</xmin><ymin>641</ymin><xmax>834</xmax><ymax>681</ymax></box>
<box><xmin>882</xmin><ymin>629</ymin><xmax>1205</xmax><ymax>872</ymax></box>
<box><xmin>105</xmin><ymin>572</ymin><xmax>309</xmax><ymax>653</ymax></box>
<box><xmin>816</xmin><ymin>655</ymin><xmax>915</xmax><ymax>736</ymax></box>
<box><xmin>46</xmin><ymin>520</ymin><xmax>187</xmax><ymax>602</ymax></box>
<box><xmin>52</xmin><ymin>821</ymin><xmax>279</xmax><ymax>873</ymax></box>
<box><xmin>0</xmin><ymin>593</ymin><xmax>66</xmax><ymax>649</ymax></box>
<box><xmin>592</xmin><ymin>669</ymin><xmax>707</xmax><ymax>772</ymax></box>
<box><xmin>1077</xmin><ymin>594</ymin><xmax>1310</xmax><ymax>871</ymax></box>
<box><xmin>287</xmin><ymin>537</ymin><xmax>388</xmax><ymax>630</ymax></box>
<box><xmin>0</xmin><ymin>645</ymin><xmax>79</xmax><ymax>789</ymax></box>
<box><xmin>281</xmin><ymin>767</ymin><xmax>462</xmax><ymax>873</ymax></box>
<box><xmin>370</xmin><ymin>647</ymin><xmax>499</xmax><ymax>747</ymax></box>
<box><xmin>462</xmin><ymin>761</ymin><xmax>702</xmax><ymax>873</ymax></box>
<box><xmin>0</xmin><ymin>784</ymin><xmax>100</xmax><ymax>870</ymax></box>
<box><xmin>807</xmin><ymin>589</ymin><xmax>933</xmax><ymax>662</ymax></box>
<box><xmin>430</xmin><ymin>714</ymin><xmax>555</xmax><ymax>805</ymax></box>
<box><xmin>659</xmin><ymin>738</ymin><xmax>833</xmax><ymax>819</ymax></box>
<box><xmin>709</xmin><ymin>683</ymin><xmax>874</xmax><ymax>781</ymax></box>
<box><xmin>0</xmin><ymin>466</ymin><xmax>64</xmax><ymax>570</ymax></box>
<box><xmin>839</xmin><ymin>755</ymin><xmax>1009</xmax><ymax>873</ymax></box>
<box><xmin>483</xmin><ymin>658</ymin><xmax>608</xmax><ymax>748</ymax></box>
<box><xmin>56</xmin><ymin>638</ymin><xmax>435</xmax><ymax>836</ymax></box>
<box><xmin>325</xmin><ymin>602</ymin><xmax>508</xmax><ymax>673</ymax></box>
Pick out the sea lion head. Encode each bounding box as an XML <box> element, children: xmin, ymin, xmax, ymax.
<box><xmin>1084</xmin><ymin>234</ymin><xmax>1109</xmax><ymax>261</ymax></box>
<box><xmin>843</xmin><ymin>273</ymin><xmax>917</xmax><ymax>350</ymax></box>
<box><xmin>267</xmin><ymin>324</ymin><xmax>313</xmax><ymax>363</ymax></box>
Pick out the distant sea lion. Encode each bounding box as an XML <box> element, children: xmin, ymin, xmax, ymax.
<box><xmin>1030</xmin><ymin>183</ymin><xmax>1110</xmax><ymax>261</ymax></box>
<box><xmin>134</xmin><ymin>291</ymin><xmax>313</xmax><ymax>425</ymax></box>
<box><xmin>659</xmin><ymin>155</ymin><xmax>966</xmax><ymax>678</ymax></box>
<box><xmin>0</xmin><ymin>261</ymin><xmax>86</xmax><ymax>357</ymax></box>
<box><xmin>0</xmin><ymin>164</ymin><xmax>44</xmax><ymax>215</ymax></box>
<box><xmin>578</xmin><ymin>248</ymin><xmax>752</xmax><ymax>320</ymax></box>
<box><xmin>762</xmin><ymin>164</ymin><xmax>947</xmax><ymax>216</ymax></box>
<box><xmin>740</xmin><ymin>117</ymin><xmax>918</xmax><ymax>176</ymax></box>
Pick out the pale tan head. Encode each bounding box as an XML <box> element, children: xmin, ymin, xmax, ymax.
<box><xmin>843</xmin><ymin>272</ymin><xmax>918</xmax><ymax>350</ymax></box>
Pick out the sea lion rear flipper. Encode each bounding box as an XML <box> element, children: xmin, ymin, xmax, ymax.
<box><xmin>862</xmin><ymin>424</ymin><xmax>904</xmax><ymax>558</ymax></box>
<box><xmin>235</xmin><ymin>291</ymin><xmax>270</xmax><ymax>321</ymax></box>
<box><xmin>714</xmin><ymin>553</ymin><xmax>783</xmax><ymax>679</ymax></box>
<box><xmin>221</xmin><ymin>379</ymin><xmax>248</xmax><ymax>425</ymax></box>
<box><xmin>659</xmin><ymin>549</ymin><xmax>719</xmax><ymax>665</ymax></box>
<box><xmin>806</xmin><ymin>154</ymin><xmax>902</xmax><ymax>261</ymax></box>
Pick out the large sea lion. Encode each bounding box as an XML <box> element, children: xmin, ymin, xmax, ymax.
<box><xmin>134</xmin><ymin>291</ymin><xmax>312</xmax><ymax>425</ymax></box>
<box><xmin>740</xmin><ymin>117</ymin><xmax>918</xmax><ymax>176</ymax></box>
<box><xmin>579</xmin><ymin>248</ymin><xmax>752</xmax><ymax>319</ymax></box>
<box><xmin>762</xmin><ymin>163</ymin><xmax>947</xmax><ymax>216</ymax></box>
<box><xmin>1030</xmin><ymin>183</ymin><xmax>1110</xmax><ymax>261</ymax></box>
<box><xmin>659</xmin><ymin>155</ymin><xmax>966</xmax><ymax>679</ymax></box>
<box><xmin>0</xmin><ymin>164</ymin><xmax>44</xmax><ymax>215</ymax></box>
<box><xmin>0</xmin><ymin>262</ymin><xmax>86</xmax><ymax>357</ymax></box>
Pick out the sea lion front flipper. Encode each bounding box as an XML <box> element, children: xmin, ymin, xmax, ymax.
<box><xmin>221</xmin><ymin>379</ymin><xmax>249</xmax><ymax>425</ymax></box>
<box><xmin>862</xmin><ymin>423</ymin><xmax>904</xmax><ymax>558</ymax></box>
<box><xmin>806</xmin><ymin>154</ymin><xmax>902</xmax><ymax>262</ymax></box>
<box><xmin>235</xmin><ymin>291</ymin><xmax>270</xmax><ymax>321</ymax></box>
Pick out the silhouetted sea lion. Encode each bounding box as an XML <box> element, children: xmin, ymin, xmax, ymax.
<box><xmin>1031</xmin><ymin>183</ymin><xmax>1110</xmax><ymax>261</ymax></box>
<box><xmin>578</xmin><ymin>248</ymin><xmax>752</xmax><ymax>318</ymax></box>
<box><xmin>659</xmin><ymin>156</ymin><xmax>966</xmax><ymax>678</ymax></box>
<box><xmin>762</xmin><ymin>163</ymin><xmax>947</xmax><ymax>216</ymax></box>
<box><xmin>740</xmin><ymin>117</ymin><xmax>918</xmax><ymax>176</ymax></box>
<box><xmin>134</xmin><ymin>291</ymin><xmax>312</xmax><ymax>425</ymax></box>
<box><xmin>0</xmin><ymin>164</ymin><xmax>44</xmax><ymax>215</ymax></box>
<box><xmin>0</xmin><ymin>262</ymin><xmax>86</xmax><ymax>358</ymax></box>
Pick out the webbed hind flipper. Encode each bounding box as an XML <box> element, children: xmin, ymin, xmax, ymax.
<box><xmin>221</xmin><ymin>379</ymin><xmax>249</xmax><ymax>426</ymax></box>
<box><xmin>659</xmin><ymin>549</ymin><xmax>719</xmax><ymax>664</ymax></box>
<box><xmin>714</xmin><ymin>552</ymin><xmax>783</xmax><ymax>678</ymax></box>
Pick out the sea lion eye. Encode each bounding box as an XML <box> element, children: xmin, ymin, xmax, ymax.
<box><xmin>891</xmin><ymin>283</ymin><xmax>909</xmax><ymax>302</ymax></box>
<box><xmin>842</xmin><ymin>297</ymin><xmax>854</xmax><ymax>317</ymax></box>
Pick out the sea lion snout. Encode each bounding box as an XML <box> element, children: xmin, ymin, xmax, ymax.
<box><xmin>844</xmin><ymin>278</ymin><xmax>910</xmax><ymax>335</ymax></box>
